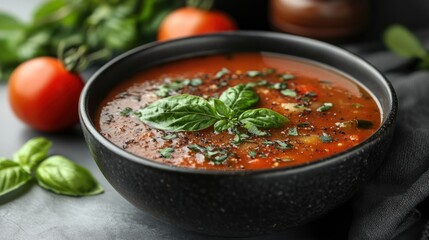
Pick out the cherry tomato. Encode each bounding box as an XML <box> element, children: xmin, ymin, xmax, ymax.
<box><xmin>8</xmin><ymin>57</ymin><xmax>84</xmax><ymax>132</ymax></box>
<box><xmin>158</xmin><ymin>7</ymin><xmax>237</xmax><ymax>41</ymax></box>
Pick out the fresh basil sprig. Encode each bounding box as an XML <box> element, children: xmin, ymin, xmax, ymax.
<box><xmin>384</xmin><ymin>24</ymin><xmax>429</xmax><ymax>69</ymax></box>
<box><xmin>139</xmin><ymin>84</ymin><xmax>289</xmax><ymax>134</ymax></box>
<box><xmin>0</xmin><ymin>137</ymin><xmax>103</xmax><ymax>197</ymax></box>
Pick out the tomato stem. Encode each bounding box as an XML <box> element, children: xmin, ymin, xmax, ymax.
<box><xmin>187</xmin><ymin>0</ymin><xmax>214</xmax><ymax>10</ymax></box>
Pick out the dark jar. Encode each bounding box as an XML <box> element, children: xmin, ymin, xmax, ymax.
<box><xmin>269</xmin><ymin>0</ymin><xmax>370</xmax><ymax>41</ymax></box>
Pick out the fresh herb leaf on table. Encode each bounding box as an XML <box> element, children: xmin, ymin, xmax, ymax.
<box><xmin>0</xmin><ymin>137</ymin><xmax>103</xmax><ymax>197</ymax></box>
<box><xmin>384</xmin><ymin>24</ymin><xmax>429</xmax><ymax>69</ymax></box>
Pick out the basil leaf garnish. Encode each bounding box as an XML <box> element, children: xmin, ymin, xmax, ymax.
<box><xmin>35</xmin><ymin>156</ymin><xmax>104</xmax><ymax>196</ymax></box>
<box><xmin>13</xmin><ymin>137</ymin><xmax>52</xmax><ymax>173</ymax></box>
<box><xmin>139</xmin><ymin>84</ymin><xmax>289</xmax><ymax>140</ymax></box>
<box><xmin>211</xmin><ymin>98</ymin><xmax>232</xmax><ymax>117</ymax></box>
<box><xmin>0</xmin><ymin>159</ymin><xmax>32</xmax><ymax>196</ymax></box>
<box><xmin>139</xmin><ymin>94</ymin><xmax>220</xmax><ymax>131</ymax></box>
<box><xmin>214</xmin><ymin>119</ymin><xmax>229</xmax><ymax>132</ymax></box>
<box><xmin>219</xmin><ymin>84</ymin><xmax>259</xmax><ymax>113</ymax></box>
<box><xmin>239</xmin><ymin>108</ymin><xmax>289</xmax><ymax>129</ymax></box>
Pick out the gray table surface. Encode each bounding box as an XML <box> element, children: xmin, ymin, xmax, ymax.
<box><xmin>0</xmin><ymin>1</ymin><xmax>321</xmax><ymax>239</ymax></box>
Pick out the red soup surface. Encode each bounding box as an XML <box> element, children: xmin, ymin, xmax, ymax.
<box><xmin>96</xmin><ymin>52</ymin><xmax>381</xmax><ymax>170</ymax></box>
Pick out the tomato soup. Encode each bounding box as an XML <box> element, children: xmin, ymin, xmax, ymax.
<box><xmin>96</xmin><ymin>53</ymin><xmax>381</xmax><ymax>170</ymax></box>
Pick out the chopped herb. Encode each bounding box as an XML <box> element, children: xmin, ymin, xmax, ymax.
<box><xmin>187</xmin><ymin>144</ymin><xmax>230</xmax><ymax>164</ymax></box>
<box><xmin>245</xmin><ymin>124</ymin><xmax>268</xmax><ymax>136</ymax></box>
<box><xmin>279</xmin><ymin>74</ymin><xmax>295</xmax><ymax>81</ymax></box>
<box><xmin>162</xmin><ymin>134</ymin><xmax>177</xmax><ymax>140</ymax></box>
<box><xmin>246</xmin><ymin>70</ymin><xmax>261</xmax><ymax>78</ymax></box>
<box><xmin>317</xmin><ymin>102</ymin><xmax>333</xmax><ymax>112</ymax></box>
<box><xmin>190</xmin><ymin>78</ymin><xmax>203</xmax><ymax>86</ymax></box>
<box><xmin>356</xmin><ymin>120</ymin><xmax>373</xmax><ymax>129</ymax></box>
<box><xmin>288</xmin><ymin>127</ymin><xmax>298</xmax><ymax>136</ymax></box>
<box><xmin>232</xmin><ymin>133</ymin><xmax>250</xmax><ymax>145</ymax></box>
<box><xmin>159</xmin><ymin>147</ymin><xmax>174</xmax><ymax>158</ymax></box>
<box><xmin>294</xmin><ymin>104</ymin><xmax>312</xmax><ymax>112</ymax></box>
<box><xmin>305</xmin><ymin>91</ymin><xmax>317</xmax><ymax>97</ymax></box>
<box><xmin>257</xmin><ymin>80</ymin><xmax>268</xmax><ymax>86</ymax></box>
<box><xmin>336</xmin><ymin>119</ymin><xmax>373</xmax><ymax>129</ymax></box>
<box><xmin>275</xmin><ymin>140</ymin><xmax>293</xmax><ymax>150</ymax></box>
<box><xmin>181</xmin><ymin>79</ymin><xmax>191</xmax><ymax>86</ymax></box>
<box><xmin>220</xmin><ymin>81</ymin><xmax>228</xmax><ymax>86</ymax></box>
<box><xmin>271</xmin><ymin>82</ymin><xmax>288</xmax><ymax>90</ymax></box>
<box><xmin>274</xmin><ymin>157</ymin><xmax>294</xmax><ymax>162</ymax></box>
<box><xmin>262</xmin><ymin>140</ymin><xmax>274</xmax><ymax>146</ymax></box>
<box><xmin>213</xmin><ymin>153</ymin><xmax>229</xmax><ymax>164</ymax></box>
<box><xmin>320</xmin><ymin>133</ymin><xmax>332</xmax><ymax>143</ymax></box>
<box><xmin>133</xmin><ymin>111</ymin><xmax>143</xmax><ymax>118</ymax></box>
<box><xmin>156</xmin><ymin>86</ymin><xmax>170</xmax><ymax>97</ymax></box>
<box><xmin>258</xmin><ymin>153</ymin><xmax>268</xmax><ymax>158</ymax></box>
<box><xmin>263</xmin><ymin>69</ymin><xmax>276</xmax><ymax>75</ymax></box>
<box><xmin>281</xmin><ymin>89</ymin><xmax>297</xmax><ymax>97</ymax></box>
<box><xmin>215</xmin><ymin>68</ymin><xmax>230</xmax><ymax>79</ymax></box>
<box><xmin>248</xmin><ymin>150</ymin><xmax>257</xmax><ymax>158</ymax></box>
<box><xmin>301</xmin><ymin>96</ymin><xmax>311</xmax><ymax>102</ymax></box>
<box><xmin>297</xmin><ymin>122</ymin><xmax>311</xmax><ymax>127</ymax></box>
<box><xmin>352</xmin><ymin>103</ymin><xmax>363</xmax><ymax>108</ymax></box>
<box><xmin>120</xmin><ymin>107</ymin><xmax>133</xmax><ymax>116</ymax></box>
<box><xmin>188</xmin><ymin>144</ymin><xmax>206</xmax><ymax>153</ymax></box>
<box><xmin>168</xmin><ymin>81</ymin><xmax>184</xmax><ymax>90</ymax></box>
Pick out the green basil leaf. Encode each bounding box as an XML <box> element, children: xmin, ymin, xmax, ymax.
<box><xmin>239</xmin><ymin>108</ymin><xmax>289</xmax><ymax>129</ymax></box>
<box><xmin>102</xmin><ymin>18</ymin><xmax>137</xmax><ymax>50</ymax></box>
<box><xmin>159</xmin><ymin>147</ymin><xmax>174</xmax><ymax>158</ymax></box>
<box><xmin>17</xmin><ymin>30</ymin><xmax>51</xmax><ymax>60</ymax></box>
<box><xmin>320</xmin><ymin>133</ymin><xmax>333</xmax><ymax>143</ymax></box>
<box><xmin>211</xmin><ymin>98</ymin><xmax>232</xmax><ymax>117</ymax></box>
<box><xmin>0</xmin><ymin>12</ymin><xmax>25</xmax><ymax>39</ymax></box>
<box><xmin>214</xmin><ymin>119</ymin><xmax>229</xmax><ymax>132</ymax></box>
<box><xmin>35</xmin><ymin>156</ymin><xmax>103</xmax><ymax>196</ymax></box>
<box><xmin>0</xmin><ymin>159</ymin><xmax>32</xmax><ymax>196</ymax></box>
<box><xmin>244</xmin><ymin>124</ymin><xmax>268</xmax><ymax>136</ymax></box>
<box><xmin>32</xmin><ymin>0</ymin><xmax>76</xmax><ymax>26</ymax></box>
<box><xmin>280</xmin><ymin>89</ymin><xmax>297</xmax><ymax>97</ymax></box>
<box><xmin>384</xmin><ymin>24</ymin><xmax>427</xmax><ymax>59</ymax></box>
<box><xmin>288</xmin><ymin>127</ymin><xmax>298</xmax><ymax>136</ymax></box>
<box><xmin>317</xmin><ymin>102</ymin><xmax>333</xmax><ymax>112</ymax></box>
<box><xmin>0</xmin><ymin>39</ymin><xmax>19</xmax><ymax>63</ymax></box>
<box><xmin>219</xmin><ymin>84</ymin><xmax>259</xmax><ymax>112</ymax></box>
<box><xmin>139</xmin><ymin>94</ymin><xmax>219</xmax><ymax>131</ymax></box>
<box><xmin>14</xmin><ymin>137</ymin><xmax>52</xmax><ymax>173</ymax></box>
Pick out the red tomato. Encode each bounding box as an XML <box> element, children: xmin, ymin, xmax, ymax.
<box><xmin>8</xmin><ymin>57</ymin><xmax>84</xmax><ymax>132</ymax></box>
<box><xmin>158</xmin><ymin>7</ymin><xmax>237</xmax><ymax>41</ymax></box>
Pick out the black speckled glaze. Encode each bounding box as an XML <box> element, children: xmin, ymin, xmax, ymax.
<box><xmin>79</xmin><ymin>32</ymin><xmax>397</xmax><ymax>237</ymax></box>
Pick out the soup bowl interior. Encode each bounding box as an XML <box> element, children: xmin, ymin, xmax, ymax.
<box><xmin>79</xmin><ymin>31</ymin><xmax>397</xmax><ymax>237</ymax></box>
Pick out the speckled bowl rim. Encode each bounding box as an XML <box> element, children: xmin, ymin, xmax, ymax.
<box><xmin>79</xmin><ymin>31</ymin><xmax>398</xmax><ymax>176</ymax></box>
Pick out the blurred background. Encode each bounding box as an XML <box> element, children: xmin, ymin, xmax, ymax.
<box><xmin>2</xmin><ymin>0</ymin><xmax>429</xmax><ymax>82</ymax></box>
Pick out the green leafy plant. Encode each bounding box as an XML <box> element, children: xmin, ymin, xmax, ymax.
<box><xmin>138</xmin><ymin>84</ymin><xmax>289</xmax><ymax>136</ymax></box>
<box><xmin>0</xmin><ymin>137</ymin><xmax>103</xmax><ymax>197</ymax></box>
<box><xmin>384</xmin><ymin>24</ymin><xmax>429</xmax><ymax>69</ymax></box>
<box><xmin>0</xmin><ymin>0</ymin><xmax>183</xmax><ymax>80</ymax></box>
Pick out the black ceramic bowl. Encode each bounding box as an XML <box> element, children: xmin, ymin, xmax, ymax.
<box><xmin>79</xmin><ymin>31</ymin><xmax>397</xmax><ymax>237</ymax></box>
